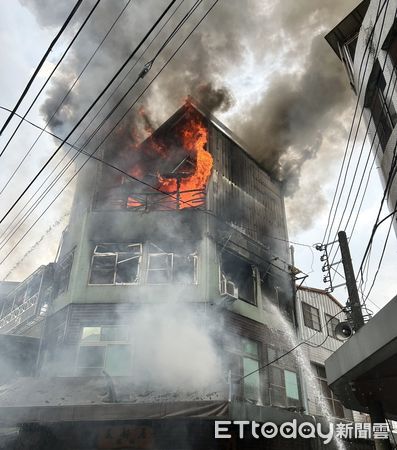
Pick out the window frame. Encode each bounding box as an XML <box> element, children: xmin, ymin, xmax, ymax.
<box><xmin>312</xmin><ymin>363</ymin><xmax>346</xmax><ymax>419</ymax></box>
<box><xmin>240</xmin><ymin>337</ymin><xmax>261</xmax><ymax>402</ymax></box>
<box><xmin>325</xmin><ymin>313</ymin><xmax>341</xmax><ymax>339</ymax></box>
<box><xmin>88</xmin><ymin>243</ymin><xmax>142</xmax><ymax>286</ymax></box>
<box><xmin>267</xmin><ymin>346</ymin><xmax>301</xmax><ymax>408</ymax></box>
<box><xmin>301</xmin><ymin>302</ymin><xmax>321</xmax><ymax>331</ymax></box>
<box><xmin>77</xmin><ymin>325</ymin><xmax>132</xmax><ymax>376</ymax></box>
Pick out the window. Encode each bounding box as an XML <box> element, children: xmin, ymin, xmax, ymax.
<box><xmin>268</xmin><ymin>347</ymin><xmax>300</xmax><ymax>408</ymax></box>
<box><xmin>77</xmin><ymin>325</ymin><xmax>131</xmax><ymax>376</ymax></box>
<box><xmin>302</xmin><ymin>302</ymin><xmax>321</xmax><ymax>331</ymax></box>
<box><xmin>312</xmin><ymin>363</ymin><xmax>345</xmax><ymax>418</ymax></box>
<box><xmin>147</xmin><ymin>243</ymin><xmax>197</xmax><ymax>284</ymax></box>
<box><xmin>147</xmin><ymin>253</ymin><xmax>173</xmax><ymax>283</ymax></box>
<box><xmin>342</xmin><ymin>33</ymin><xmax>358</xmax><ymax>87</ymax></box>
<box><xmin>56</xmin><ymin>251</ymin><xmax>74</xmax><ymax>295</ymax></box>
<box><xmin>325</xmin><ymin>314</ymin><xmax>340</xmax><ymax>339</ymax></box>
<box><xmin>89</xmin><ymin>244</ymin><xmax>142</xmax><ymax>285</ymax></box>
<box><xmin>241</xmin><ymin>337</ymin><xmax>260</xmax><ymax>402</ymax></box>
<box><xmin>220</xmin><ymin>251</ymin><xmax>256</xmax><ymax>304</ymax></box>
<box><xmin>364</xmin><ymin>59</ymin><xmax>397</xmax><ymax>150</ymax></box>
<box><xmin>89</xmin><ymin>243</ymin><xmax>198</xmax><ymax>286</ymax></box>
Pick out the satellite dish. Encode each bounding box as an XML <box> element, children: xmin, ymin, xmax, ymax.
<box><xmin>335</xmin><ymin>321</ymin><xmax>353</xmax><ymax>340</ymax></box>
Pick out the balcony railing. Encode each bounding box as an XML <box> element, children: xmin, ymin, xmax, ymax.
<box><xmin>95</xmin><ymin>187</ymin><xmax>206</xmax><ymax>211</ymax></box>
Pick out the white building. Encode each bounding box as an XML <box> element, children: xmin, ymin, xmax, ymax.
<box><xmin>296</xmin><ymin>286</ymin><xmax>368</xmax><ymax>423</ymax></box>
<box><xmin>326</xmin><ymin>0</ymin><xmax>397</xmax><ymax>234</ymax></box>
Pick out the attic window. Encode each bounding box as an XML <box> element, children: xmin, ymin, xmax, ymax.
<box><xmin>89</xmin><ymin>244</ymin><xmax>142</xmax><ymax>285</ymax></box>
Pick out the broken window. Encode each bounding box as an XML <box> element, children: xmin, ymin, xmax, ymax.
<box><xmin>77</xmin><ymin>325</ymin><xmax>131</xmax><ymax>376</ymax></box>
<box><xmin>147</xmin><ymin>243</ymin><xmax>198</xmax><ymax>284</ymax></box>
<box><xmin>173</xmin><ymin>253</ymin><xmax>198</xmax><ymax>284</ymax></box>
<box><xmin>147</xmin><ymin>253</ymin><xmax>173</xmax><ymax>284</ymax></box>
<box><xmin>220</xmin><ymin>251</ymin><xmax>256</xmax><ymax>304</ymax></box>
<box><xmin>89</xmin><ymin>244</ymin><xmax>142</xmax><ymax>285</ymax></box>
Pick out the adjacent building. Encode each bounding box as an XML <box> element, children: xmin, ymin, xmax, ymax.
<box><xmin>326</xmin><ymin>0</ymin><xmax>397</xmax><ymax>233</ymax></box>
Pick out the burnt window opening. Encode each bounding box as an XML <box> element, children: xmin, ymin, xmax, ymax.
<box><xmin>365</xmin><ymin>59</ymin><xmax>397</xmax><ymax>150</ymax></box>
<box><xmin>89</xmin><ymin>242</ymin><xmax>198</xmax><ymax>286</ymax></box>
<box><xmin>94</xmin><ymin>106</ymin><xmax>211</xmax><ymax>211</ymax></box>
<box><xmin>146</xmin><ymin>243</ymin><xmax>198</xmax><ymax>285</ymax></box>
<box><xmin>89</xmin><ymin>244</ymin><xmax>142</xmax><ymax>285</ymax></box>
<box><xmin>220</xmin><ymin>251</ymin><xmax>256</xmax><ymax>304</ymax></box>
<box><xmin>55</xmin><ymin>251</ymin><xmax>74</xmax><ymax>296</ymax></box>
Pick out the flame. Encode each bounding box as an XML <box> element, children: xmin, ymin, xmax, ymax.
<box><xmin>159</xmin><ymin>115</ymin><xmax>212</xmax><ymax>208</ymax></box>
<box><xmin>123</xmin><ymin>106</ymin><xmax>213</xmax><ymax>210</ymax></box>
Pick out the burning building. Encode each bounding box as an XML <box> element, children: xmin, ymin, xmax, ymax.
<box><xmin>0</xmin><ymin>100</ymin><xmax>315</xmax><ymax>449</ymax></box>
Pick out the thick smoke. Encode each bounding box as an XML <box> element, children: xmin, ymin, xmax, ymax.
<box><xmin>123</xmin><ymin>303</ymin><xmax>223</xmax><ymax>391</ymax></box>
<box><xmin>18</xmin><ymin>0</ymin><xmax>359</xmax><ymax>232</ymax></box>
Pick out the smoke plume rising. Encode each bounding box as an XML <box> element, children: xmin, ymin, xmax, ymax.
<box><xmin>17</xmin><ymin>0</ymin><xmax>358</xmax><ymax>232</ymax></box>
<box><xmin>3</xmin><ymin>0</ymin><xmax>361</xmax><ymax>280</ymax></box>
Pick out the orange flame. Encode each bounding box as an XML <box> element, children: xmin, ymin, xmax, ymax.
<box><xmin>159</xmin><ymin>115</ymin><xmax>212</xmax><ymax>208</ymax></box>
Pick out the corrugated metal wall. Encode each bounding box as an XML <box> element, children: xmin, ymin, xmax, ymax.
<box><xmin>208</xmin><ymin>125</ymin><xmax>288</xmax><ymax>251</ymax></box>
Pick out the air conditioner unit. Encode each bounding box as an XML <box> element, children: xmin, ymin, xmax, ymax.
<box><xmin>220</xmin><ymin>274</ymin><xmax>238</xmax><ymax>299</ymax></box>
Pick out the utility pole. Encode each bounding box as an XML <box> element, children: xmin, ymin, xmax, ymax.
<box><xmin>338</xmin><ymin>231</ymin><xmax>364</xmax><ymax>331</ymax></box>
<box><xmin>338</xmin><ymin>231</ymin><xmax>392</xmax><ymax>450</ymax></box>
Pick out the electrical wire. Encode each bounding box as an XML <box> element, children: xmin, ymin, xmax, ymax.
<box><xmin>328</xmin><ymin>53</ymin><xmax>397</xmax><ymax>286</ymax></box>
<box><xmin>237</xmin><ymin>308</ymin><xmax>346</xmax><ymax>383</ymax></box>
<box><xmin>0</xmin><ymin>0</ymin><xmax>179</xmax><ymax>228</ymax></box>
<box><xmin>0</xmin><ymin>0</ymin><xmax>103</xmax><ymax>172</ymax></box>
<box><xmin>0</xmin><ymin>0</ymin><xmax>222</xmax><ymax>266</ymax></box>
<box><xmin>0</xmin><ymin>0</ymin><xmax>84</xmax><ymax>138</ymax></box>
<box><xmin>0</xmin><ymin>105</ymin><xmax>312</xmax><ymax>280</ymax></box>
<box><xmin>0</xmin><ymin>0</ymin><xmax>187</xmax><ymax>248</ymax></box>
<box><xmin>0</xmin><ymin>0</ymin><xmax>204</xmax><ymax>250</ymax></box>
<box><xmin>322</xmin><ymin>0</ymin><xmax>391</xmax><ymax>246</ymax></box>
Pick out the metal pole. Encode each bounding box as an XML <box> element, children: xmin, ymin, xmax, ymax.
<box><xmin>337</xmin><ymin>231</ymin><xmax>364</xmax><ymax>331</ymax></box>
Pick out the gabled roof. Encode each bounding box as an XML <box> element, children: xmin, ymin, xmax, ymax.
<box><xmin>297</xmin><ymin>285</ymin><xmax>344</xmax><ymax>309</ymax></box>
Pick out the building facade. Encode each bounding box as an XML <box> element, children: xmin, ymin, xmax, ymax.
<box><xmin>0</xmin><ymin>101</ymin><xmax>321</xmax><ymax>449</ymax></box>
<box><xmin>326</xmin><ymin>0</ymin><xmax>397</xmax><ymax>233</ymax></box>
<box><xmin>296</xmin><ymin>286</ymin><xmax>371</xmax><ymax>426</ymax></box>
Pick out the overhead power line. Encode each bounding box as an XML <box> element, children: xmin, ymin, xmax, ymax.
<box><xmin>0</xmin><ymin>0</ymin><xmax>84</xmax><ymax>137</ymax></box>
<box><xmin>0</xmin><ymin>0</ymin><xmax>133</xmax><ymax>195</ymax></box>
<box><xmin>0</xmin><ymin>0</ymin><xmax>187</xmax><ymax>249</ymax></box>
<box><xmin>322</xmin><ymin>0</ymin><xmax>390</xmax><ymax>245</ymax></box>
<box><xmin>0</xmin><ymin>0</ymin><xmax>221</xmax><ymax>265</ymax></box>
<box><xmin>0</xmin><ymin>0</ymin><xmax>179</xmax><ymax>228</ymax></box>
